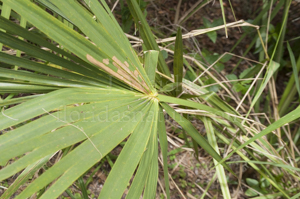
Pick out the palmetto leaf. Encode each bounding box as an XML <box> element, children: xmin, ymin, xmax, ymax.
<box><xmin>0</xmin><ymin>0</ymin><xmax>231</xmax><ymax>198</ymax></box>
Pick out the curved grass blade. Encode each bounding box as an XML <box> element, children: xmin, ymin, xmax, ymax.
<box><xmin>214</xmin><ymin>105</ymin><xmax>300</xmax><ymax>199</ymax></box>
<box><xmin>202</xmin><ymin>117</ymin><xmax>231</xmax><ymax>199</ymax></box>
<box><xmin>126</xmin><ymin>0</ymin><xmax>171</xmax><ymax>77</ymax></box>
<box><xmin>213</xmin><ymin>128</ymin><xmax>288</xmax><ymax>198</ymax></box>
<box><xmin>158</xmin><ymin>94</ymin><xmax>247</xmax><ymax>134</ymax></box>
<box><xmin>36</xmin><ymin>0</ymin><xmax>71</xmax><ymax>22</ymax></box>
<box><xmin>160</xmin><ymin>102</ymin><xmax>233</xmax><ymax>174</ymax></box>
<box><xmin>0</xmin><ymin>94</ymin><xmax>43</xmax><ymax>107</ymax></box>
<box><xmin>0</xmin><ymin>153</ymin><xmax>55</xmax><ymax>199</ymax></box>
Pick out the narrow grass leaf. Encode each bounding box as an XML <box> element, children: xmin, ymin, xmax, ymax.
<box><xmin>219</xmin><ymin>0</ymin><xmax>228</xmax><ymax>37</ymax></box>
<box><xmin>158</xmin><ymin>94</ymin><xmax>247</xmax><ymax>134</ymax></box>
<box><xmin>287</xmin><ymin>42</ymin><xmax>300</xmax><ymax>99</ymax></box>
<box><xmin>217</xmin><ymin>105</ymin><xmax>300</xmax><ymax>175</ymax></box>
<box><xmin>160</xmin><ymin>102</ymin><xmax>233</xmax><ymax>173</ymax></box>
<box><xmin>126</xmin><ymin>0</ymin><xmax>171</xmax><ymax>77</ymax></box>
<box><xmin>0</xmin><ymin>94</ymin><xmax>43</xmax><ymax>107</ymax></box>
<box><xmin>173</xmin><ymin>27</ymin><xmax>183</xmax><ymax>96</ymax></box>
<box><xmin>202</xmin><ymin>117</ymin><xmax>231</xmax><ymax>199</ymax></box>
<box><xmin>77</xmin><ymin>177</ymin><xmax>89</xmax><ymax>199</ymax></box>
<box><xmin>0</xmin><ymin>153</ymin><xmax>54</xmax><ymax>199</ymax></box>
<box><xmin>213</xmin><ymin>128</ymin><xmax>289</xmax><ymax>197</ymax></box>
<box><xmin>36</xmin><ymin>0</ymin><xmax>71</xmax><ymax>22</ymax></box>
<box><xmin>246</xmin><ymin>61</ymin><xmax>280</xmax><ymax>117</ymax></box>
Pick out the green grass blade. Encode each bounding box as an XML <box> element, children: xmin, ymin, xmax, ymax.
<box><xmin>246</xmin><ymin>61</ymin><xmax>280</xmax><ymax>118</ymax></box>
<box><xmin>160</xmin><ymin>102</ymin><xmax>233</xmax><ymax>174</ymax></box>
<box><xmin>158</xmin><ymin>94</ymin><xmax>247</xmax><ymax>134</ymax></box>
<box><xmin>0</xmin><ymin>94</ymin><xmax>43</xmax><ymax>107</ymax></box>
<box><xmin>219</xmin><ymin>0</ymin><xmax>227</xmax><ymax>37</ymax></box>
<box><xmin>228</xmin><ymin>160</ymin><xmax>300</xmax><ymax>174</ymax></box>
<box><xmin>77</xmin><ymin>177</ymin><xmax>89</xmax><ymax>199</ymax></box>
<box><xmin>287</xmin><ymin>42</ymin><xmax>300</xmax><ymax>99</ymax></box>
<box><xmin>173</xmin><ymin>27</ymin><xmax>183</xmax><ymax>96</ymax></box>
<box><xmin>278</xmin><ymin>55</ymin><xmax>300</xmax><ymax>115</ymax></box>
<box><xmin>0</xmin><ymin>153</ymin><xmax>54</xmax><ymax>199</ymax></box>
<box><xmin>126</xmin><ymin>0</ymin><xmax>171</xmax><ymax>77</ymax></box>
<box><xmin>202</xmin><ymin>117</ymin><xmax>231</xmax><ymax>199</ymax></box>
<box><xmin>273</xmin><ymin>0</ymin><xmax>290</xmax><ymax>65</ymax></box>
<box><xmin>217</xmin><ymin>105</ymin><xmax>300</xmax><ymax>178</ymax></box>
<box><xmin>249</xmin><ymin>0</ymin><xmax>291</xmax><ymax>118</ymax></box>
<box><xmin>291</xmin><ymin>192</ymin><xmax>300</xmax><ymax>199</ymax></box>
<box><xmin>214</xmin><ymin>129</ymin><xmax>289</xmax><ymax>198</ymax></box>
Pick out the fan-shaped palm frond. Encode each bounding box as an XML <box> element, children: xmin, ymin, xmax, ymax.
<box><xmin>0</xmin><ymin>0</ymin><xmax>225</xmax><ymax>198</ymax></box>
<box><xmin>1</xmin><ymin>0</ymin><xmax>300</xmax><ymax>199</ymax></box>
